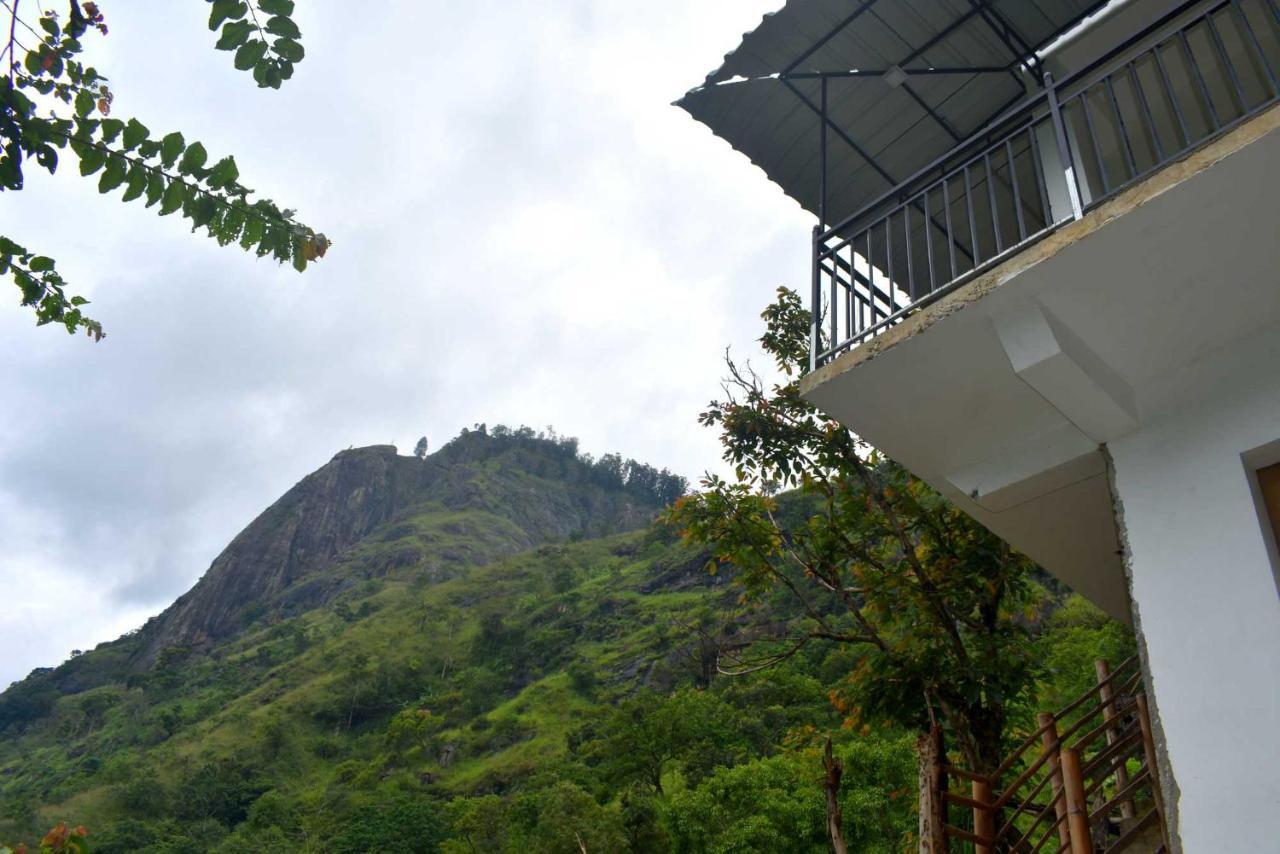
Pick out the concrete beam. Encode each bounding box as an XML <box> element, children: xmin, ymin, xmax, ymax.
<box><xmin>944</xmin><ymin>423</ymin><xmax>1101</xmax><ymax>512</ymax></box>
<box><xmin>994</xmin><ymin>300</ymin><xmax>1138</xmax><ymax>442</ymax></box>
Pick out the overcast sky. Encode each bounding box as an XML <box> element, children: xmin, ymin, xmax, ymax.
<box><xmin>0</xmin><ymin>2</ymin><xmax>813</xmax><ymax>685</ymax></box>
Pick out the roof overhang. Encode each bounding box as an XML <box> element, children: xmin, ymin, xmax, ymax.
<box><xmin>678</xmin><ymin>0</ymin><xmax>1112</xmax><ymax>225</ymax></box>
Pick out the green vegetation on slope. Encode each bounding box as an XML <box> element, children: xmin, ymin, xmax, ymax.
<box><xmin>0</xmin><ymin>431</ymin><xmax>1132</xmax><ymax>853</ymax></box>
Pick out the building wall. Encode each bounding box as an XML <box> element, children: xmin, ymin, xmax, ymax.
<box><xmin>1109</xmin><ymin>329</ymin><xmax>1280</xmax><ymax>852</ymax></box>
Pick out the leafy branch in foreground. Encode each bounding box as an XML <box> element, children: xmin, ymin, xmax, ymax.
<box><xmin>0</xmin><ymin>1</ymin><xmax>326</xmax><ymax>339</ymax></box>
<box><xmin>0</xmin><ymin>236</ymin><xmax>100</xmax><ymax>339</ymax></box>
<box><xmin>207</xmin><ymin>0</ymin><xmax>305</xmax><ymax>89</ymax></box>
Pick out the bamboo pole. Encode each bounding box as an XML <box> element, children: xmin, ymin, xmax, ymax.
<box><xmin>1060</xmin><ymin>746</ymin><xmax>1092</xmax><ymax>854</ymax></box>
<box><xmin>1095</xmin><ymin>658</ymin><xmax>1137</xmax><ymax>820</ymax></box>
<box><xmin>1038</xmin><ymin>711</ymin><xmax>1071</xmax><ymax>849</ymax></box>
<box><xmin>917</xmin><ymin>726</ymin><xmax>947</xmax><ymax>854</ymax></box>
<box><xmin>971</xmin><ymin>777</ymin><xmax>995</xmax><ymax>854</ymax></box>
<box><xmin>1136</xmin><ymin>693</ymin><xmax>1172</xmax><ymax>851</ymax></box>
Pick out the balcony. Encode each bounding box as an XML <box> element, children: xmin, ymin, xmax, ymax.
<box><xmin>810</xmin><ymin>0</ymin><xmax>1279</xmax><ymax>368</ymax></box>
<box><xmin>681</xmin><ymin>0</ymin><xmax>1280</xmax><ymax>620</ymax></box>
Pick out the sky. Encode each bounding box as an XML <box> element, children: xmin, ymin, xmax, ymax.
<box><xmin>0</xmin><ymin>2</ymin><xmax>813</xmax><ymax>686</ymax></box>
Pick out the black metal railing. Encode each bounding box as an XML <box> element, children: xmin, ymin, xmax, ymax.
<box><xmin>811</xmin><ymin>0</ymin><xmax>1280</xmax><ymax>369</ymax></box>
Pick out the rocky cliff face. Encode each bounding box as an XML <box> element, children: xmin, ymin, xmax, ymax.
<box><xmin>140</xmin><ymin>446</ymin><xmax>434</xmax><ymax>658</ymax></box>
<box><xmin>135</xmin><ymin>436</ymin><xmax>664</xmax><ymax>662</ymax></box>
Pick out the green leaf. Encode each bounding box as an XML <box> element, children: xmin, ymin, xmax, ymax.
<box><xmin>7</xmin><ymin>88</ymin><xmax>35</xmax><ymax>119</ymax></box>
<box><xmin>254</xmin><ymin>61</ymin><xmax>284</xmax><ymax>89</ymax></box>
<box><xmin>72</xmin><ymin>117</ymin><xmax>100</xmax><ymax>143</ymax></box>
<box><xmin>39</xmin><ymin>16</ymin><xmax>60</xmax><ymax>39</ymax></box>
<box><xmin>74</xmin><ymin>89</ymin><xmax>95</xmax><ymax>118</ymax></box>
<box><xmin>160</xmin><ymin>132</ymin><xmax>185</xmax><ymax>168</ymax></box>
<box><xmin>219</xmin><ymin>205</ymin><xmax>247</xmax><ymax>246</ymax></box>
<box><xmin>207</xmin><ymin>156</ymin><xmax>239</xmax><ymax>190</ymax></box>
<box><xmin>98</xmin><ymin>154</ymin><xmax>127</xmax><ymax>193</ymax></box>
<box><xmin>78</xmin><ymin>147</ymin><xmax>108</xmax><ymax>176</ymax></box>
<box><xmin>240</xmin><ymin>214</ymin><xmax>265</xmax><ymax>249</ymax></box>
<box><xmin>159</xmin><ymin>180</ymin><xmax>186</xmax><ymax>216</ymax></box>
<box><xmin>190</xmin><ymin>196</ymin><xmax>220</xmax><ymax>229</ymax></box>
<box><xmin>23</xmin><ymin>51</ymin><xmax>42</xmax><ymax>77</ymax></box>
<box><xmin>264</xmin><ymin>225</ymin><xmax>287</xmax><ymax>259</ymax></box>
<box><xmin>215</xmin><ymin>20</ymin><xmax>254</xmax><ymax>50</ymax></box>
<box><xmin>178</xmin><ymin>141</ymin><xmax>208</xmax><ymax>175</ymax></box>
<box><xmin>264</xmin><ymin>15</ymin><xmax>301</xmax><ymax>38</ymax></box>
<box><xmin>121</xmin><ymin>163</ymin><xmax>149</xmax><ymax>202</ymax></box>
<box><xmin>234</xmin><ymin>40</ymin><xmax>268</xmax><ymax>71</ymax></box>
<box><xmin>100</xmin><ymin>118</ymin><xmax>125</xmax><ymax>145</ymax></box>
<box><xmin>34</xmin><ymin>144</ymin><xmax>58</xmax><ymax>173</ymax></box>
<box><xmin>122</xmin><ymin>118</ymin><xmax>149</xmax><ymax>150</ymax></box>
<box><xmin>144</xmin><ymin>170</ymin><xmax>165</xmax><ymax>207</ymax></box>
<box><xmin>28</xmin><ymin>256</ymin><xmax>55</xmax><ymax>272</ymax></box>
<box><xmin>272</xmin><ymin>37</ymin><xmax>304</xmax><ymax>63</ymax></box>
<box><xmin>208</xmin><ymin>0</ymin><xmax>248</xmax><ymax>31</ymax></box>
<box><xmin>258</xmin><ymin>0</ymin><xmax>295</xmax><ymax>15</ymax></box>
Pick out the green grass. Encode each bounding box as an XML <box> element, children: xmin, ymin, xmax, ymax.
<box><xmin>0</xmin><ymin>501</ymin><xmax>724</xmax><ymax>838</ymax></box>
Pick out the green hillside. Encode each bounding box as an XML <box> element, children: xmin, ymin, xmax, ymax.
<box><xmin>0</xmin><ymin>429</ymin><xmax>1133</xmax><ymax>853</ymax></box>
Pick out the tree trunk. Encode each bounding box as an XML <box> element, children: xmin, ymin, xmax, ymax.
<box><xmin>917</xmin><ymin>726</ymin><xmax>947</xmax><ymax>854</ymax></box>
<box><xmin>940</xmin><ymin>698</ymin><xmax>1006</xmax><ymax>775</ymax></box>
<box><xmin>823</xmin><ymin>737</ymin><xmax>848</xmax><ymax>854</ymax></box>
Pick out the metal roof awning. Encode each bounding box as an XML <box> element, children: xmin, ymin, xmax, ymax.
<box><xmin>678</xmin><ymin>0</ymin><xmax>1111</xmax><ymax>226</ymax></box>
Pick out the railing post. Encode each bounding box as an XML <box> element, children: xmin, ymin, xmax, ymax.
<box><xmin>820</xmin><ymin>76</ymin><xmax>829</xmax><ymax>227</ymax></box>
<box><xmin>917</xmin><ymin>725</ymin><xmax>947</xmax><ymax>854</ymax></box>
<box><xmin>1136</xmin><ymin>693</ymin><xmax>1172</xmax><ymax>852</ymax></box>
<box><xmin>810</xmin><ymin>225</ymin><xmax>821</xmax><ymax>373</ymax></box>
<box><xmin>1037</xmin><ymin>711</ymin><xmax>1071</xmax><ymax>849</ymax></box>
<box><xmin>1059</xmin><ymin>746</ymin><xmax>1092</xmax><ymax>854</ymax></box>
<box><xmin>1044</xmin><ymin>72</ymin><xmax>1084</xmax><ymax>220</ymax></box>
<box><xmin>1095</xmin><ymin>659</ymin><xmax>1136</xmax><ymax>820</ymax></box>
<box><xmin>971</xmin><ymin>777</ymin><xmax>995</xmax><ymax>854</ymax></box>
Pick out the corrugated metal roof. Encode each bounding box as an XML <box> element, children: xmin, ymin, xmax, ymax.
<box><xmin>678</xmin><ymin>0</ymin><xmax>1110</xmax><ymax>225</ymax></box>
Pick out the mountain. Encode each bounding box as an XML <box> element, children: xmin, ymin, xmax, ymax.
<box><xmin>0</xmin><ymin>427</ymin><xmax>1129</xmax><ymax>854</ymax></box>
<box><xmin>141</xmin><ymin>431</ymin><xmax>669</xmax><ymax>661</ymax></box>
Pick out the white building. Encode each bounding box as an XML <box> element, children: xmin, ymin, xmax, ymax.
<box><xmin>681</xmin><ymin>1</ymin><xmax>1279</xmax><ymax>851</ymax></box>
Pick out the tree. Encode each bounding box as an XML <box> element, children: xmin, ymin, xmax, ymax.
<box><xmin>444</xmin><ymin>794</ymin><xmax>508</xmax><ymax>854</ymax></box>
<box><xmin>1</xmin><ymin>1</ymin><xmax>327</xmax><ymax>340</ymax></box>
<box><xmin>173</xmin><ymin>758</ymin><xmax>264</xmax><ymax>826</ymax></box>
<box><xmin>325</xmin><ymin>791</ymin><xmax>447</xmax><ymax>854</ymax></box>
<box><xmin>385</xmin><ymin>706</ymin><xmax>444</xmax><ymax>756</ymax></box>
<box><xmin>667</xmin><ymin>288</ymin><xmax>1040</xmax><ymax>773</ymax></box>
<box><xmin>662</xmin><ymin>736</ymin><xmax>916</xmax><ymax>854</ymax></box>
<box><xmin>512</xmin><ymin>782</ymin><xmax>628</xmax><ymax>854</ymax></box>
<box><xmin>414</xmin><ymin>436</ymin><xmax>429</xmax><ymax>459</ymax></box>
<box><xmin>572</xmin><ymin>688</ymin><xmax>743</xmax><ymax>796</ymax></box>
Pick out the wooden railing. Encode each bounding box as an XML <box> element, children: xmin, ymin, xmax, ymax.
<box><xmin>919</xmin><ymin>658</ymin><xmax>1170</xmax><ymax>853</ymax></box>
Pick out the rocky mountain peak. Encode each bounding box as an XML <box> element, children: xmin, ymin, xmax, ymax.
<box><xmin>131</xmin><ymin>430</ymin><xmax>683</xmax><ymax>664</ymax></box>
<box><xmin>137</xmin><ymin>444</ymin><xmax>435</xmax><ymax>659</ymax></box>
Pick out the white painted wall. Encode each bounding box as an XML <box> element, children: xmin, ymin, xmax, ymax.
<box><xmin>1109</xmin><ymin>328</ymin><xmax>1280</xmax><ymax>853</ymax></box>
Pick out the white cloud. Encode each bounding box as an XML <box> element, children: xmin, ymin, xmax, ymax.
<box><xmin>0</xmin><ymin>1</ymin><xmax>808</xmax><ymax>686</ymax></box>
